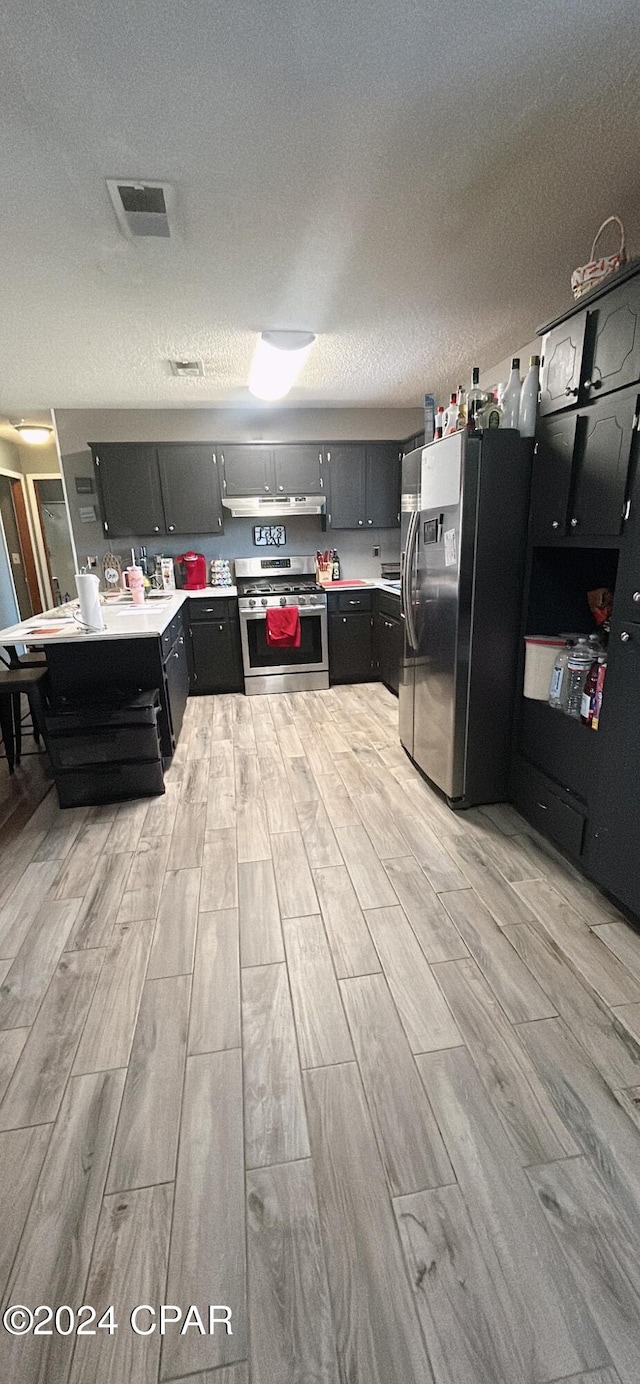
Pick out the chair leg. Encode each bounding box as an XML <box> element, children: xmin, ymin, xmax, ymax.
<box><xmin>11</xmin><ymin>692</ymin><xmax>22</xmax><ymax>764</ymax></box>
<box><xmin>0</xmin><ymin>693</ymin><xmax>15</xmax><ymax>773</ymax></box>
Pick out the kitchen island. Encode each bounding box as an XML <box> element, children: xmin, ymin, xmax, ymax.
<box><xmin>0</xmin><ymin>587</ymin><xmax>236</xmax><ymax>804</ymax></box>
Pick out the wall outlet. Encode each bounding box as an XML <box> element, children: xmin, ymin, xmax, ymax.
<box><xmin>373</xmin><ymin>545</ymin><xmax>380</xmax><ymax>557</ymax></box>
<box><xmin>86</xmin><ymin>555</ymin><xmax>98</xmax><ymax>568</ymax></box>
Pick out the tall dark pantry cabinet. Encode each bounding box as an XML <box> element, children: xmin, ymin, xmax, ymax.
<box><xmin>509</xmin><ymin>261</ymin><xmax>640</xmax><ymax>918</ymax></box>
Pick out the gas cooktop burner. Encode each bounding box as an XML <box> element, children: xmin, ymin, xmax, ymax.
<box><xmin>239</xmin><ymin>579</ymin><xmax>323</xmax><ymax>596</ymax></box>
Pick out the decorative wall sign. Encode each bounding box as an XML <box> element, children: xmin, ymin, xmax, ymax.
<box><xmin>253</xmin><ymin>525</ymin><xmax>286</xmax><ymax>547</ymax></box>
<box><xmin>78</xmin><ymin>504</ymin><xmax>97</xmax><ymax>523</ymax></box>
<box><xmin>75</xmin><ymin>476</ymin><xmax>94</xmax><ymax>493</ymax></box>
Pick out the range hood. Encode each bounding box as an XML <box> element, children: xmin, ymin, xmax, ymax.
<box><xmin>222</xmin><ymin>494</ymin><xmax>326</xmax><ymax>518</ymax></box>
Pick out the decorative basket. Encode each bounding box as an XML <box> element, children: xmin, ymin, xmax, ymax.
<box><xmin>571</xmin><ymin>216</ymin><xmax>627</xmax><ymax>301</ymax></box>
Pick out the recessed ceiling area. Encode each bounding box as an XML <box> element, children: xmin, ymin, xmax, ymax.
<box><xmin>0</xmin><ymin>0</ymin><xmax>639</xmax><ymax>413</ymax></box>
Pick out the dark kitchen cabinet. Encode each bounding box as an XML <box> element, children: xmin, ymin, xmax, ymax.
<box><xmin>584</xmin><ymin>275</ymin><xmax>640</xmax><ymax>403</ymax></box>
<box><xmin>375</xmin><ymin>609</ymin><xmax>402</xmax><ymax>695</ymax></box>
<box><xmin>92</xmin><ymin>443</ymin><xmax>166</xmax><ymax>538</ymax></box>
<box><xmin>187</xmin><ymin>599</ymin><xmax>243</xmax><ymax>693</ymax></box>
<box><xmin>220</xmin><ymin>444</ymin><xmax>274</xmax><ymax>496</ymax></box>
<box><xmin>164</xmin><ymin>627</ymin><xmax>189</xmax><ymax>744</ymax></box>
<box><xmin>329</xmin><ymin>611</ymin><xmax>374</xmax><ymax>682</ymax></box>
<box><xmin>157</xmin><ymin>444</ymin><xmax>223</xmax><ymax>535</ymax></box>
<box><xmin>531</xmin><ymin>388</ymin><xmax>637</xmax><ymax>542</ymax></box>
<box><xmin>326</xmin><ymin>445</ymin><xmax>366</xmax><ymax>529</ymax></box>
<box><xmin>274</xmin><ymin>445</ymin><xmax>323</xmax><ymax>494</ymax></box>
<box><xmin>570</xmin><ymin>388</ymin><xmax>637</xmax><ymax>537</ymax></box>
<box><xmin>531</xmin><ymin>414</ymin><xmax>579</xmax><ymax>542</ymax></box>
<box><xmin>365</xmin><ymin>443</ymin><xmax>401</xmax><ymax>528</ymax></box>
<box><xmin>327</xmin><ymin>443</ymin><xmax>400</xmax><ymax>530</ymax></box>
<box><xmin>539</xmin><ymin>312</ymin><xmax>587</xmax><ymax>416</ymax></box>
<box><xmin>586</xmin><ymin>621</ymin><xmax>640</xmax><ymax>915</ymax></box>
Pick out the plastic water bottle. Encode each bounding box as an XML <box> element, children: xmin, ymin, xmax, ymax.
<box><xmin>549</xmin><ymin>641</ymin><xmax>571</xmax><ymax>709</ymax></box>
<box><xmin>563</xmin><ymin>637</ymin><xmax>594</xmax><ymax>718</ymax></box>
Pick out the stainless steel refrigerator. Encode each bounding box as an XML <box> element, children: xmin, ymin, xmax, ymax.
<box><xmin>399</xmin><ymin>429</ymin><xmax>532</xmax><ymax>808</ymax></box>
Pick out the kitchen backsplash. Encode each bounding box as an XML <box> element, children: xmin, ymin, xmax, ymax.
<box><xmin>62</xmin><ymin>451</ymin><xmax>400</xmax><ymax>583</ymax></box>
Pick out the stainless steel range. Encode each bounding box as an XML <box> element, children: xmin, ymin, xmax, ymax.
<box><xmin>235</xmin><ymin>556</ymin><xmax>329</xmax><ymax>695</ymax></box>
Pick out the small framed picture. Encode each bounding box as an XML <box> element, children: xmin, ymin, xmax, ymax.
<box><xmin>253</xmin><ymin>525</ymin><xmax>286</xmax><ymax>547</ymax></box>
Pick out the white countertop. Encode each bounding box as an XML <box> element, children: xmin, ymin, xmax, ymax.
<box><xmin>0</xmin><ymin>586</ymin><xmax>237</xmax><ymax>647</ymax></box>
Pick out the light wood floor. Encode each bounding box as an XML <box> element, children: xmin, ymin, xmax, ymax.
<box><xmin>1</xmin><ymin>682</ymin><xmax>640</xmax><ymax>1383</ymax></box>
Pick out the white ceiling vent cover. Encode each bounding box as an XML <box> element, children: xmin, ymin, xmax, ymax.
<box><xmin>169</xmin><ymin>359</ymin><xmax>204</xmax><ymax>377</ymax></box>
<box><xmin>106</xmin><ymin>180</ymin><xmax>177</xmax><ymax>239</ymax></box>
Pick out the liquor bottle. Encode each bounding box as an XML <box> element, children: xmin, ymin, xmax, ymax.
<box><xmin>518</xmin><ymin>355</ymin><xmax>540</xmax><ymax>437</ymax></box>
<box><xmin>423</xmin><ymin>394</ymin><xmax>435</xmax><ymax>442</ymax></box>
<box><xmin>477</xmin><ymin>392</ymin><xmax>503</xmax><ymax>429</ymax></box>
<box><xmin>455</xmin><ymin>386</ymin><xmax>467</xmax><ymax>430</ymax></box>
<box><xmin>444</xmin><ymin>393</ymin><xmax>458</xmax><ymax>435</ymax></box>
<box><xmin>434</xmin><ymin>406</ymin><xmax>445</xmax><ymax>440</ymax></box>
<box><xmin>467</xmin><ymin>366</ymin><xmax>488</xmax><ymax>430</ymax></box>
<box><xmin>332</xmin><ymin>550</ymin><xmax>341</xmax><ymax>581</ymax></box>
<box><xmin>501</xmin><ymin>358</ymin><xmax>522</xmax><ymax>429</ymax></box>
<box><xmin>591</xmin><ymin>654</ymin><xmax>607</xmax><ymax>730</ymax></box>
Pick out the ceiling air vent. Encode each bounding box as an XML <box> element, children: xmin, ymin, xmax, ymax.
<box><xmin>106</xmin><ymin>179</ymin><xmax>176</xmax><ymax>239</ymax></box>
<box><xmin>169</xmin><ymin>359</ymin><xmax>204</xmax><ymax>377</ymax></box>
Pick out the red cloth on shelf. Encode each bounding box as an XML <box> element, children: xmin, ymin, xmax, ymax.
<box><xmin>265</xmin><ymin>606</ymin><xmax>301</xmax><ymax>648</ymax></box>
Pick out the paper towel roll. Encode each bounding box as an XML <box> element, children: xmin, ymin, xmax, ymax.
<box><xmin>75</xmin><ymin>572</ymin><xmax>105</xmax><ymax>631</ymax></box>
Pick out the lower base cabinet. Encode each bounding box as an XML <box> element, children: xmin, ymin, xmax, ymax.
<box><xmin>374</xmin><ymin>610</ymin><xmax>402</xmax><ymax>695</ymax></box>
<box><xmin>187</xmin><ymin>599</ymin><xmax>243</xmax><ymax>694</ymax></box>
<box><xmin>328</xmin><ymin>612</ymin><xmax>375</xmax><ymax>682</ymax></box>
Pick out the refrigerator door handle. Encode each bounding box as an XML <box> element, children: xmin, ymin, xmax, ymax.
<box><xmin>402</xmin><ymin>509</ymin><xmax>420</xmax><ymax>652</ymax></box>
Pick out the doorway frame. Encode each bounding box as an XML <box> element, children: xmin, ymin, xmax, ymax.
<box><xmin>0</xmin><ymin>464</ymin><xmax>45</xmax><ymax>615</ymax></box>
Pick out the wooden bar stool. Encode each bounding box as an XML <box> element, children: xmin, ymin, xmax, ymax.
<box><xmin>0</xmin><ymin>667</ymin><xmax>48</xmax><ymax>774</ymax></box>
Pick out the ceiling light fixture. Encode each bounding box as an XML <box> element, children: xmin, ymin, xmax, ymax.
<box><xmin>12</xmin><ymin>422</ymin><xmax>54</xmax><ymax>445</ymax></box>
<box><xmin>248</xmin><ymin>330</ymin><xmax>316</xmax><ymax>401</ymax></box>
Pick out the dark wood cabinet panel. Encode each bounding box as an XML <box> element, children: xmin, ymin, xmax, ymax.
<box><xmin>164</xmin><ymin>631</ymin><xmax>189</xmax><ymax>745</ymax></box>
<box><xmin>220</xmin><ymin>445</ymin><xmax>274</xmax><ymax>496</ymax></box>
<box><xmin>329</xmin><ymin>611</ymin><xmax>373</xmax><ymax>682</ymax></box>
<box><xmin>327</xmin><ymin>445</ymin><xmax>366</xmax><ymax>529</ymax></box>
<box><xmin>585</xmin><ymin>276</ymin><xmax>640</xmax><ymax>402</ymax></box>
<box><xmin>586</xmin><ymin>622</ymin><xmax>640</xmax><ymax>913</ymax></box>
<box><xmin>91</xmin><ymin>443</ymin><xmax>166</xmax><ymax>538</ymax></box>
<box><xmin>189</xmin><ymin>617</ymin><xmax>243</xmax><ymax>694</ymax></box>
<box><xmin>365</xmin><ymin>443</ymin><xmax>401</xmax><ymax>528</ymax></box>
<box><xmin>531</xmin><ymin>414</ymin><xmax>578</xmax><ymax>542</ymax></box>
<box><xmin>374</xmin><ymin>609</ymin><xmax>402</xmax><ymax>694</ymax></box>
<box><xmin>157</xmin><ymin>445</ymin><xmax>224</xmax><ymax>535</ymax></box>
<box><xmin>570</xmin><ymin>389</ymin><xmax>637</xmax><ymax>537</ymax></box>
<box><xmin>539</xmin><ymin>314</ymin><xmax>587</xmax><ymax>416</ymax></box>
<box><xmin>273</xmin><ymin>445</ymin><xmax>322</xmax><ymax>494</ymax></box>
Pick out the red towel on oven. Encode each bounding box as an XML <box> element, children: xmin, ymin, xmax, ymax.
<box><xmin>265</xmin><ymin>606</ymin><xmax>301</xmax><ymax>648</ymax></box>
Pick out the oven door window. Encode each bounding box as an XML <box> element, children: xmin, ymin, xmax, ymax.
<box><xmin>245</xmin><ymin>612</ymin><xmax>324</xmax><ymax>669</ymax></box>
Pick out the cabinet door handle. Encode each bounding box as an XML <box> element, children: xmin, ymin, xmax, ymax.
<box><xmin>278</xmin><ymin>485</ymin><xmax>284</xmax><ymax>491</ymax></box>
<box><xmin>358</xmin><ymin>519</ymin><xmax>363</xmax><ymax>525</ymax></box>
<box><xmin>564</xmin><ymin>385</ymin><xmax>578</xmax><ymax>397</ymax></box>
<box><xmin>552</xmin><ymin>521</ymin><xmax>559</xmax><ymax>529</ymax></box>
<box><xmin>367</xmin><ymin>519</ymin><xmax>373</xmax><ymax>525</ymax></box>
<box><xmin>342</xmin><ymin>617</ymin><xmax>347</xmax><ymax>623</ymax></box>
<box><xmin>218</xmin><ymin>517</ymin><xmax>222</xmax><ymax>528</ymax></box>
<box><xmin>621</xmin><ymin>631</ymin><xmax>631</xmax><ymax>642</ymax></box>
<box><xmin>264</xmin><ymin>485</ymin><xmax>270</xmax><ymax>492</ymax></box>
<box><xmin>570</xmin><ymin>517</ymin><xmax>578</xmax><ymax>528</ymax></box>
<box><xmin>168</xmin><ymin>524</ymin><xmax>175</xmax><ymax>531</ymax></box>
<box><xmin>154</xmin><ymin>526</ymin><xmax>160</xmax><ymax>533</ymax></box>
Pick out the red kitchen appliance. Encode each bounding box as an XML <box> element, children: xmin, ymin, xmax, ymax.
<box><xmin>176</xmin><ymin>551</ymin><xmax>207</xmax><ymax>590</ymax></box>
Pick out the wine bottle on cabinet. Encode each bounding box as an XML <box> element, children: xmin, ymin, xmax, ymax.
<box><xmin>501</xmin><ymin>358</ymin><xmax>522</xmax><ymax>428</ymax></box>
<box><xmin>467</xmin><ymin>367</ymin><xmax>488</xmax><ymax>430</ymax></box>
<box><xmin>444</xmin><ymin>393</ymin><xmax>458</xmax><ymax>435</ymax></box>
<box><xmin>518</xmin><ymin>355</ymin><xmax>540</xmax><ymax>437</ymax></box>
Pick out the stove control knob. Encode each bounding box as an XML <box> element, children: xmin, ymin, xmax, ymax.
<box><xmin>261</xmin><ymin>597</ymin><xmax>268</xmax><ymax>607</ymax></box>
<box><xmin>299</xmin><ymin>596</ymin><xmax>306</xmax><ymax>606</ymax></box>
<box><xmin>308</xmin><ymin>593</ymin><xmax>316</xmax><ymax>604</ymax></box>
<box><xmin>279</xmin><ymin>595</ymin><xmax>287</xmax><ymax>607</ymax></box>
<box><xmin>248</xmin><ymin>598</ymin><xmax>256</xmax><ymax>608</ymax></box>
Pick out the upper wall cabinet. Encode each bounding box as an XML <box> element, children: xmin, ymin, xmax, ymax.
<box><xmin>91</xmin><ymin>444</ymin><xmax>166</xmax><ymax>536</ymax></box>
<box><xmin>219</xmin><ymin>444</ymin><xmax>322</xmax><ymax>497</ymax></box>
<box><xmin>584</xmin><ymin>276</ymin><xmax>640</xmax><ymax>403</ymax></box>
<box><xmin>531</xmin><ymin>385</ymin><xmax>638</xmax><ymax>541</ymax></box>
<box><xmin>539</xmin><ymin>271</ymin><xmax>640</xmax><ymax>418</ymax></box>
<box><xmin>91</xmin><ymin>442</ymin><xmax>224</xmax><ymax>537</ymax></box>
<box><xmin>539</xmin><ymin>313</ymin><xmax>587</xmax><ymax>416</ymax></box>
<box><xmin>156</xmin><ymin>445</ymin><xmax>224</xmax><ymax>534</ymax></box>
<box><xmin>327</xmin><ymin>442</ymin><xmax>400</xmax><ymax>529</ymax></box>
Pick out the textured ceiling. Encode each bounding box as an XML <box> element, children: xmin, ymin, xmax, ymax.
<box><xmin>1</xmin><ymin>0</ymin><xmax>639</xmax><ymax>413</ymax></box>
